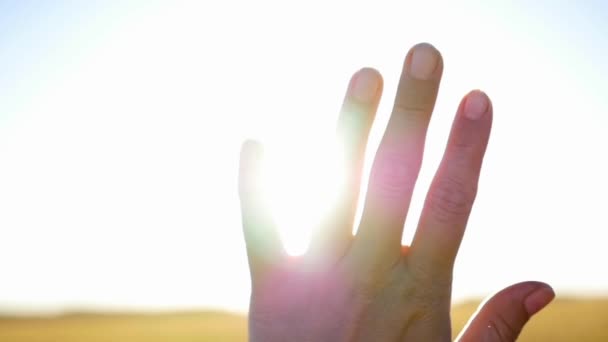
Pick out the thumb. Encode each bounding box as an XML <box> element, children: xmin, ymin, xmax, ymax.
<box><xmin>456</xmin><ymin>281</ymin><xmax>555</xmax><ymax>341</ymax></box>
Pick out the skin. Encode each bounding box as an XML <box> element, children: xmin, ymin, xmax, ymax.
<box><xmin>238</xmin><ymin>43</ymin><xmax>555</xmax><ymax>341</ymax></box>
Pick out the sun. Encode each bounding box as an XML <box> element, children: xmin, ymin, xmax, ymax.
<box><xmin>261</xmin><ymin>137</ymin><xmax>345</xmax><ymax>256</ymax></box>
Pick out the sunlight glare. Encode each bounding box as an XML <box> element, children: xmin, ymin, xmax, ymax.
<box><xmin>262</xmin><ymin>138</ymin><xmax>345</xmax><ymax>256</ymax></box>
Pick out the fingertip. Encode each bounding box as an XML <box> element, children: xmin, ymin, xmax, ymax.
<box><xmin>356</xmin><ymin>67</ymin><xmax>383</xmax><ymax>82</ymax></box>
<box><xmin>240</xmin><ymin>140</ymin><xmax>264</xmax><ymax>171</ymax></box>
<box><xmin>350</xmin><ymin>67</ymin><xmax>383</xmax><ymax>103</ymax></box>
<box><xmin>463</xmin><ymin>90</ymin><xmax>490</xmax><ymax>120</ymax></box>
<box><xmin>239</xmin><ymin>139</ymin><xmax>264</xmax><ymax>195</ymax></box>
<box><xmin>524</xmin><ymin>283</ymin><xmax>555</xmax><ymax>316</ymax></box>
<box><xmin>487</xmin><ymin>281</ymin><xmax>551</xmax><ymax>306</ymax></box>
<box><xmin>486</xmin><ymin>281</ymin><xmax>554</xmax><ymax>317</ymax></box>
<box><xmin>241</xmin><ymin>139</ymin><xmax>263</xmax><ymax>161</ymax></box>
<box><xmin>406</xmin><ymin>42</ymin><xmax>443</xmax><ymax>80</ymax></box>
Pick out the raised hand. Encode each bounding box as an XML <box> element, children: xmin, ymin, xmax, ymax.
<box><xmin>239</xmin><ymin>43</ymin><xmax>554</xmax><ymax>341</ymax></box>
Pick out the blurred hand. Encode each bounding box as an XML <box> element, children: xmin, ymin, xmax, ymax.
<box><xmin>238</xmin><ymin>43</ymin><xmax>554</xmax><ymax>341</ymax></box>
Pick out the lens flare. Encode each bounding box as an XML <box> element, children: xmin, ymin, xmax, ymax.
<box><xmin>262</xmin><ymin>138</ymin><xmax>344</xmax><ymax>256</ymax></box>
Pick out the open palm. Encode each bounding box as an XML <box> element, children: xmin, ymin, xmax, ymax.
<box><xmin>239</xmin><ymin>43</ymin><xmax>554</xmax><ymax>341</ymax></box>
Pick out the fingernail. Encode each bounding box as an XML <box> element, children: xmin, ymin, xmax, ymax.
<box><xmin>407</xmin><ymin>43</ymin><xmax>440</xmax><ymax>80</ymax></box>
<box><xmin>464</xmin><ymin>90</ymin><xmax>489</xmax><ymax>120</ymax></box>
<box><xmin>352</xmin><ymin>68</ymin><xmax>380</xmax><ymax>102</ymax></box>
<box><xmin>524</xmin><ymin>286</ymin><xmax>555</xmax><ymax>316</ymax></box>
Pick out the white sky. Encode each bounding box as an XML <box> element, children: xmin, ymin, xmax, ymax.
<box><xmin>0</xmin><ymin>1</ymin><xmax>607</xmax><ymax>314</ymax></box>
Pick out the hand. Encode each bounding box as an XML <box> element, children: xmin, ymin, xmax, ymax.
<box><xmin>238</xmin><ymin>43</ymin><xmax>554</xmax><ymax>341</ymax></box>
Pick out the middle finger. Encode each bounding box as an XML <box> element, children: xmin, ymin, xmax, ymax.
<box><xmin>353</xmin><ymin>43</ymin><xmax>443</xmax><ymax>265</ymax></box>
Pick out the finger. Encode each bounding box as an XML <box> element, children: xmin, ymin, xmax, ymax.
<box><xmin>238</xmin><ymin>140</ymin><xmax>285</xmax><ymax>280</ymax></box>
<box><xmin>308</xmin><ymin>68</ymin><xmax>383</xmax><ymax>259</ymax></box>
<box><xmin>456</xmin><ymin>282</ymin><xmax>555</xmax><ymax>341</ymax></box>
<box><xmin>410</xmin><ymin>90</ymin><xmax>492</xmax><ymax>273</ymax></box>
<box><xmin>354</xmin><ymin>43</ymin><xmax>443</xmax><ymax>264</ymax></box>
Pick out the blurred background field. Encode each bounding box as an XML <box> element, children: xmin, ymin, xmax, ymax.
<box><xmin>1</xmin><ymin>298</ymin><xmax>606</xmax><ymax>341</ymax></box>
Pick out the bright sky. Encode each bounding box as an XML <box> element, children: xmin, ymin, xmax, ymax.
<box><xmin>1</xmin><ymin>1</ymin><xmax>607</xmax><ymax>315</ymax></box>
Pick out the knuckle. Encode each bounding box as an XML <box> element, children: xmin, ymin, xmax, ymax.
<box><xmin>488</xmin><ymin>314</ymin><xmax>522</xmax><ymax>341</ymax></box>
<box><xmin>403</xmin><ymin>263</ymin><xmax>451</xmax><ymax>309</ymax></box>
<box><xmin>410</xmin><ymin>260</ymin><xmax>452</xmax><ymax>288</ymax></box>
<box><xmin>426</xmin><ymin>175</ymin><xmax>477</xmax><ymax>223</ymax></box>
<box><xmin>393</xmin><ymin>101</ymin><xmax>430</xmax><ymax>118</ymax></box>
<box><xmin>351</xmin><ymin>269</ymin><xmax>392</xmax><ymax>302</ymax></box>
<box><xmin>449</xmin><ymin>139</ymin><xmax>477</xmax><ymax>158</ymax></box>
<box><xmin>393</xmin><ymin>84</ymin><xmax>439</xmax><ymax>116</ymax></box>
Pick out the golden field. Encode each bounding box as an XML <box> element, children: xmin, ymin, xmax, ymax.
<box><xmin>0</xmin><ymin>298</ymin><xmax>606</xmax><ymax>341</ymax></box>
